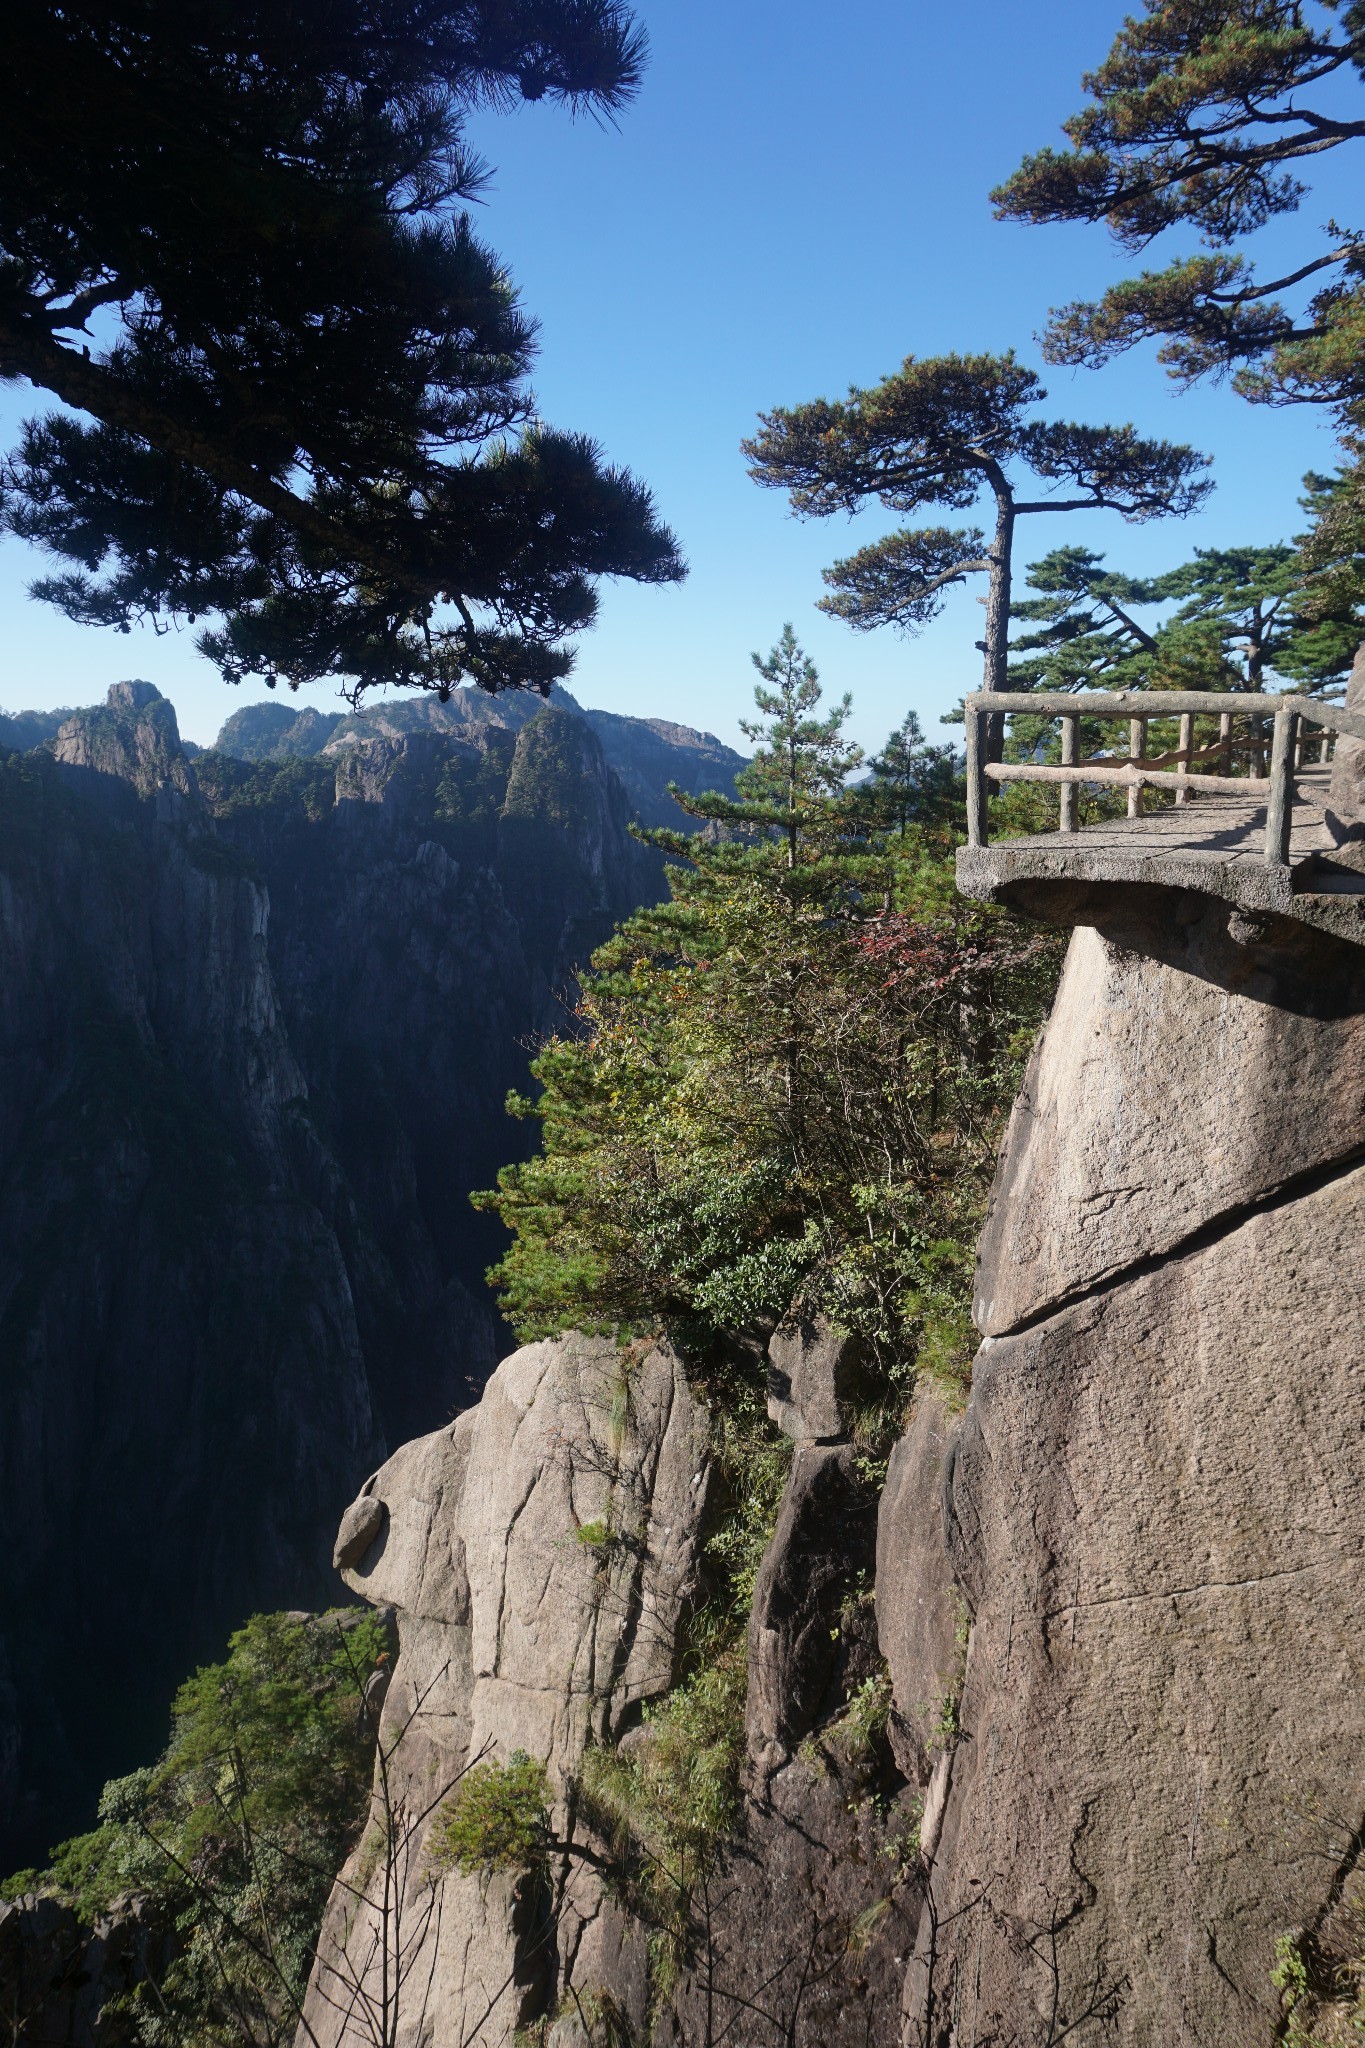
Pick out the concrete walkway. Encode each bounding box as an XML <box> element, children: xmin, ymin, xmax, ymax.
<box><xmin>956</xmin><ymin>766</ymin><xmax>1365</xmax><ymax>948</ymax></box>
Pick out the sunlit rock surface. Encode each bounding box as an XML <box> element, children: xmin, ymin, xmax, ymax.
<box><xmin>890</xmin><ymin>909</ymin><xmax>1365</xmax><ymax>2047</ymax></box>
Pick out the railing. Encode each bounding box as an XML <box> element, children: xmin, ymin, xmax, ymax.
<box><xmin>963</xmin><ymin>689</ymin><xmax>1365</xmax><ymax>868</ymax></box>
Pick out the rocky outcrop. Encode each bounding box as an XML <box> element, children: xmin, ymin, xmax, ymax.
<box><xmin>52</xmin><ymin>679</ymin><xmax>197</xmax><ymax>801</ymax></box>
<box><xmin>765</xmin><ymin>1313</ymin><xmax>867</xmax><ymax>1442</ymax></box>
<box><xmin>301</xmin><ymin>1333</ymin><xmax>711</xmax><ymax>2048</ymax></box>
<box><xmin>213</xmin><ymin>683</ymin><xmax>747</xmax><ymax>832</ymax></box>
<box><xmin>887</xmin><ymin>899</ymin><xmax>1365</xmax><ymax>2047</ymax></box>
<box><xmin>301</xmin><ymin>1325</ymin><xmax>920</xmax><ymax>2048</ymax></box>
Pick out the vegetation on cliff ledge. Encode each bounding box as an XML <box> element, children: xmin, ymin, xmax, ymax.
<box><xmin>476</xmin><ymin>626</ymin><xmax>1061</xmax><ymax>1410</ymax></box>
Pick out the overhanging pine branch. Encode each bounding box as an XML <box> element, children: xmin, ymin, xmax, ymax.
<box><xmin>0</xmin><ymin>311</ymin><xmax>451</xmax><ymax>615</ymax></box>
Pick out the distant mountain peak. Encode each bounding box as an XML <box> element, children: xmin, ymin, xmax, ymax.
<box><xmin>212</xmin><ymin>686</ymin><xmax>746</xmax><ymax>830</ymax></box>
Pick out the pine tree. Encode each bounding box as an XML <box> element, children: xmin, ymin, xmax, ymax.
<box><xmin>0</xmin><ymin>0</ymin><xmax>682</xmax><ymax>700</ymax></box>
<box><xmin>1152</xmin><ymin>547</ymin><xmax>1311</xmax><ymax>690</ymax></box>
<box><xmin>1290</xmin><ymin>460</ymin><xmax>1365</xmax><ymax>685</ymax></box>
<box><xmin>993</xmin><ymin>2</ymin><xmax>1365</xmax><ymax>428</ymax></box>
<box><xmin>1005</xmin><ymin>548</ymin><xmax>1164</xmax><ymax>694</ymax></box>
<box><xmin>1006</xmin><ymin>537</ymin><xmax>1363</xmax><ymax>699</ymax></box>
<box><xmin>856</xmin><ymin>714</ymin><xmax>962</xmax><ymax>846</ymax></box>
<box><xmin>475</xmin><ymin>638</ymin><xmax>1058</xmax><ymax>1373</ymax></box>
<box><xmin>684</xmin><ymin>624</ymin><xmax>863</xmax><ymax>871</ymax></box>
<box><xmin>742</xmin><ymin>352</ymin><xmax>1210</xmax><ymax>723</ymax></box>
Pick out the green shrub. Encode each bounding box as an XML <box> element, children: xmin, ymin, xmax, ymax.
<box><xmin>2</xmin><ymin>1609</ymin><xmax>388</xmax><ymax>2045</ymax></box>
<box><xmin>475</xmin><ymin>647</ymin><xmax>1061</xmax><ymax>1435</ymax></box>
<box><xmin>578</xmin><ymin>1643</ymin><xmax>746</xmax><ymax>1937</ymax></box>
<box><xmin>431</xmin><ymin>1753</ymin><xmax>551</xmax><ymax>1876</ymax></box>
<box><xmin>824</xmin><ymin>1668</ymin><xmax>892</xmax><ymax>1765</ymax></box>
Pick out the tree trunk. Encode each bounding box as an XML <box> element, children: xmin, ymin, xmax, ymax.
<box><xmin>1247</xmin><ymin>603</ymin><xmax>1265</xmax><ymax>690</ymax></box>
<box><xmin>981</xmin><ymin>480</ymin><xmax>1015</xmax><ymax>763</ymax></box>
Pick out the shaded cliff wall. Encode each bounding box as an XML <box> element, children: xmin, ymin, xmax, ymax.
<box><xmin>205</xmin><ymin>703</ymin><xmax>659</xmax><ymax>1443</ymax></box>
<box><xmin>0</xmin><ymin>684</ymin><xmax>676</xmax><ymax>1869</ymax></box>
<box><xmin>0</xmin><ymin>685</ymin><xmax>382</xmax><ymax>1865</ymax></box>
<box><xmin>885</xmin><ymin>898</ymin><xmax>1365</xmax><ymax>2047</ymax></box>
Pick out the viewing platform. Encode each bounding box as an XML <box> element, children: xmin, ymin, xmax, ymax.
<box><xmin>955</xmin><ymin>689</ymin><xmax>1365</xmax><ymax>949</ymax></box>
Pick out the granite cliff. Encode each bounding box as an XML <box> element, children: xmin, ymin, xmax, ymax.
<box><xmin>302</xmin><ymin>1325</ymin><xmax>917</xmax><ymax>2048</ymax></box>
<box><xmin>0</xmin><ymin>680</ymin><xmax>740</xmax><ymax>1870</ymax></box>
<box><xmin>291</xmin><ymin>890</ymin><xmax>1365</xmax><ymax>2048</ymax></box>
<box><xmin>889</xmin><ymin>898</ymin><xmax>1365</xmax><ymax>2046</ymax></box>
<box><xmin>8</xmin><ymin>680</ymin><xmax>1362</xmax><ymax>2046</ymax></box>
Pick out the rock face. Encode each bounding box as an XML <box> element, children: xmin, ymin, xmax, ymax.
<box><xmin>765</xmin><ymin>1313</ymin><xmax>866</xmax><ymax>1442</ymax></box>
<box><xmin>886</xmin><ymin>901</ymin><xmax>1365</xmax><ymax>2048</ymax></box>
<box><xmin>0</xmin><ymin>697</ymin><xmax>380</xmax><ymax>1866</ymax></box>
<box><xmin>654</xmin><ymin>1772</ymin><xmax>919</xmax><ymax>2048</ymax></box>
<box><xmin>302</xmin><ymin>1330</ymin><xmax>919</xmax><ymax>2048</ymax></box>
<box><xmin>0</xmin><ymin>1889</ymin><xmax>171</xmax><ymax>2048</ymax></box>
<box><xmin>0</xmin><ymin>680</ymin><xmax>714</xmax><ymax>1867</ymax></box>
<box><xmin>301</xmin><ymin>1333</ymin><xmax>712</xmax><ymax>2048</ymax></box>
<box><xmin>974</xmin><ymin>905</ymin><xmax>1365</xmax><ymax>1335</ymax></box>
<box><xmin>213</xmin><ymin>683</ymin><xmax>747</xmax><ymax>832</ymax></box>
<box><xmin>875</xmin><ymin>1390</ymin><xmax>965</xmax><ymax>1830</ymax></box>
<box><xmin>746</xmin><ymin>1443</ymin><xmax>875</xmax><ymax>1766</ymax></box>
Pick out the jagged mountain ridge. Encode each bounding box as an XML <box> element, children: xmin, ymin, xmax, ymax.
<box><xmin>214</xmin><ymin>684</ymin><xmax>747</xmax><ymax>830</ymax></box>
<box><xmin>0</xmin><ymin>679</ymin><xmax>738</xmax><ymax>1870</ymax></box>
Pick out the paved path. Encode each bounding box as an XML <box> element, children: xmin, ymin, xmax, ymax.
<box><xmin>957</xmin><ymin>767</ymin><xmax>1365</xmax><ymax>947</ymax></box>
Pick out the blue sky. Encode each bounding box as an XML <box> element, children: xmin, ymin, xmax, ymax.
<box><xmin>0</xmin><ymin>0</ymin><xmax>1352</xmax><ymax>755</ymax></box>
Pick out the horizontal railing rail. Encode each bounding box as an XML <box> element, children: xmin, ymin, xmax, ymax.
<box><xmin>963</xmin><ymin>689</ymin><xmax>1363</xmax><ymax>867</ymax></box>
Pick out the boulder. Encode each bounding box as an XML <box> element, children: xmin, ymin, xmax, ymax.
<box><xmin>765</xmin><ymin>1315</ymin><xmax>863</xmax><ymax>1441</ymax></box>
<box><xmin>332</xmin><ymin>1492</ymin><xmax>385</xmax><ymax>1570</ymax></box>
<box><xmin>302</xmin><ymin>1332</ymin><xmax>712</xmax><ymax>2048</ymax></box>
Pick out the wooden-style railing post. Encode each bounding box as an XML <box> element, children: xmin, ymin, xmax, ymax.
<box><xmin>960</xmin><ymin>690</ymin><xmax>1365</xmax><ymax>870</ymax></box>
<box><xmin>1264</xmin><ymin>706</ymin><xmax>1298</xmax><ymax>866</ymax></box>
<box><xmin>965</xmin><ymin>701</ymin><xmax>987</xmax><ymax>848</ymax></box>
<box><xmin>1059</xmin><ymin>713</ymin><xmax>1079</xmax><ymax>832</ymax></box>
<box><xmin>1128</xmin><ymin>717</ymin><xmax>1145</xmax><ymax>818</ymax></box>
<box><xmin>1175</xmin><ymin>712</ymin><xmax>1193</xmax><ymax>807</ymax></box>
